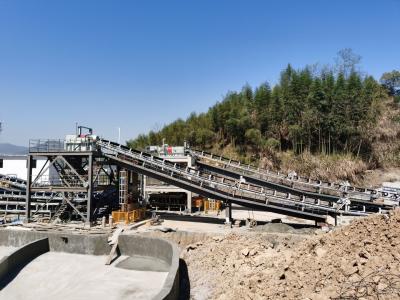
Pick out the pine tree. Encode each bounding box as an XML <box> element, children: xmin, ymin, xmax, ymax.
<box><xmin>253</xmin><ymin>82</ymin><xmax>271</xmax><ymax>134</ymax></box>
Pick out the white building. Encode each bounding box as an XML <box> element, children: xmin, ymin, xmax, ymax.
<box><xmin>143</xmin><ymin>145</ymin><xmax>194</xmax><ymax>212</ymax></box>
<box><xmin>0</xmin><ymin>155</ymin><xmax>56</xmax><ymax>183</ymax></box>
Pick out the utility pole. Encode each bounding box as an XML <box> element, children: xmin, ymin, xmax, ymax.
<box><xmin>118</xmin><ymin>127</ymin><xmax>121</xmax><ymax>144</ymax></box>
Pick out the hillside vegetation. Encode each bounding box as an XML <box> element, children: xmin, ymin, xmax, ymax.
<box><xmin>128</xmin><ymin>53</ymin><xmax>400</xmax><ymax>184</ymax></box>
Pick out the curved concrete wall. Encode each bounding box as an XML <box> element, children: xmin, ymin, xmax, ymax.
<box><xmin>0</xmin><ymin>230</ymin><xmax>180</xmax><ymax>300</ymax></box>
<box><xmin>0</xmin><ymin>238</ymin><xmax>49</xmax><ymax>289</ymax></box>
<box><xmin>0</xmin><ymin>230</ymin><xmax>110</xmax><ymax>255</ymax></box>
<box><xmin>118</xmin><ymin>234</ymin><xmax>180</xmax><ymax>300</ymax></box>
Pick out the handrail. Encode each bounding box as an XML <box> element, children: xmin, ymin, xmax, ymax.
<box><xmin>98</xmin><ymin>139</ymin><xmax>369</xmax><ymax>219</ymax></box>
<box><xmin>189</xmin><ymin>148</ymin><xmax>399</xmax><ymax>202</ymax></box>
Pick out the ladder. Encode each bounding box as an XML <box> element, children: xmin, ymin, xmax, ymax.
<box><xmin>51</xmin><ymin>202</ymin><xmax>69</xmax><ymax>223</ymax></box>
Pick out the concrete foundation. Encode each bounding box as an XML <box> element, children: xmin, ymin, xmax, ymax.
<box><xmin>0</xmin><ymin>229</ymin><xmax>180</xmax><ymax>300</ymax></box>
<box><xmin>1</xmin><ymin>252</ymin><xmax>168</xmax><ymax>300</ymax></box>
<box><xmin>0</xmin><ymin>246</ymin><xmax>16</xmax><ymax>259</ymax></box>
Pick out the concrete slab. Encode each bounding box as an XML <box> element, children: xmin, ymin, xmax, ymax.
<box><xmin>0</xmin><ymin>252</ymin><xmax>168</xmax><ymax>300</ymax></box>
<box><xmin>0</xmin><ymin>246</ymin><xmax>17</xmax><ymax>259</ymax></box>
<box><xmin>116</xmin><ymin>255</ymin><xmax>170</xmax><ymax>272</ymax></box>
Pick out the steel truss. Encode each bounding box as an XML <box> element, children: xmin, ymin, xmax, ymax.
<box><xmin>25</xmin><ymin>147</ymin><xmax>118</xmax><ymax>224</ymax></box>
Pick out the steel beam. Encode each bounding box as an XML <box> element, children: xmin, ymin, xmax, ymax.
<box><xmin>57</xmin><ymin>155</ymin><xmax>87</xmax><ymax>185</ymax></box>
<box><xmin>86</xmin><ymin>153</ymin><xmax>93</xmax><ymax>225</ymax></box>
<box><xmin>31</xmin><ymin>187</ymin><xmax>87</xmax><ymax>192</ymax></box>
<box><xmin>62</xmin><ymin>194</ymin><xmax>87</xmax><ymax>222</ymax></box>
<box><xmin>29</xmin><ymin>151</ymin><xmax>94</xmax><ymax>156</ymax></box>
<box><xmin>225</xmin><ymin>201</ymin><xmax>232</xmax><ymax>225</ymax></box>
<box><xmin>25</xmin><ymin>155</ymin><xmax>33</xmax><ymax>222</ymax></box>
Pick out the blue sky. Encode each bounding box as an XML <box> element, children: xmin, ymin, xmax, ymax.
<box><xmin>0</xmin><ymin>0</ymin><xmax>399</xmax><ymax>146</ymax></box>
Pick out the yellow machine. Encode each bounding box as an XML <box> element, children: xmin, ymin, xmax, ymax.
<box><xmin>204</xmin><ymin>199</ymin><xmax>221</xmax><ymax>212</ymax></box>
<box><xmin>193</xmin><ymin>197</ymin><xmax>221</xmax><ymax>213</ymax></box>
<box><xmin>112</xmin><ymin>208</ymin><xmax>146</xmax><ymax>224</ymax></box>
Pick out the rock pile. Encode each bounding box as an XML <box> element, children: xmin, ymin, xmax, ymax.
<box><xmin>182</xmin><ymin>210</ymin><xmax>400</xmax><ymax>300</ymax></box>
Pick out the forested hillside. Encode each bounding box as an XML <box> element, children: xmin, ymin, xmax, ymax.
<box><xmin>127</xmin><ymin>51</ymin><xmax>400</xmax><ymax>183</ymax></box>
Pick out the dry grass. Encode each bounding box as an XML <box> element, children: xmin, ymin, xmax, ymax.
<box><xmin>210</xmin><ymin>143</ymin><xmax>242</xmax><ymax>161</ymax></box>
<box><xmin>211</xmin><ymin>99</ymin><xmax>400</xmax><ymax>184</ymax></box>
<box><xmin>369</xmin><ymin>100</ymin><xmax>400</xmax><ymax>168</ymax></box>
<box><xmin>273</xmin><ymin>151</ymin><xmax>368</xmax><ymax>184</ymax></box>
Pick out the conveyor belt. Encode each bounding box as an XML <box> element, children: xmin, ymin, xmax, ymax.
<box><xmin>0</xmin><ymin>189</ymin><xmax>90</xmax><ymax>217</ymax></box>
<box><xmin>97</xmin><ymin>139</ymin><xmax>371</xmax><ymax>222</ymax></box>
<box><xmin>189</xmin><ymin>149</ymin><xmax>398</xmax><ymax>207</ymax></box>
<box><xmin>0</xmin><ymin>174</ymin><xmax>26</xmax><ymax>191</ymax></box>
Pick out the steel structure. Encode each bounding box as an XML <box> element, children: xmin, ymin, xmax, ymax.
<box><xmin>0</xmin><ymin>131</ymin><xmax>392</xmax><ymax>226</ymax></box>
<box><xmin>25</xmin><ymin>135</ymin><xmax>120</xmax><ymax>224</ymax></box>
<box><xmin>97</xmin><ymin>139</ymin><xmax>378</xmax><ymax>223</ymax></box>
<box><xmin>189</xmin><ymin>149</ymin><xmax>399</xmax><ymax>206</ymax></box>
<box><xmin>26</xmin><ymin>139</ymin><xmax>97</xmax><ymax>224</ymax></box>
<box><xmin>0</xmin><ymin>174</ymin><xmax>26</xmax><ymax>192</ymax></box>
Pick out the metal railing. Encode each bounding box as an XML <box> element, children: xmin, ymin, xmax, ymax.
<box><xmin>29</xmin><ymin>139</ymin><xmax>65</xmax><ymax>152</ymax></box>
<box><xmin>189</xmin><ymin>149</ymin><xmax>398</xmax><ymax>202</ymax></box>
<box><xmin>98</xmin><ymin>139</ymin><xmax>369</xmax><ymax>218</ymax></box>
<box><xmin>29</xmin><ymin>139</ymin><xmax>98</xmax><ymax>153</ymax></box>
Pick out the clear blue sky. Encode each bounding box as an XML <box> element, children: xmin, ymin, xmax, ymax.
<box><xmin>0</xmin><ymin>0</ymin><xmax>399</xmax><ymax>146</ymax></box>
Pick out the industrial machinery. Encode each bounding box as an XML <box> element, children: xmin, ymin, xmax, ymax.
<box><xmin>0</xmin><ymin>126</ymin><xmax>396</xmax><ymax>226</ymax></box>
<box><xmin>144</xmin><ymin>143</ymin><xmax>193</xmax><ymax>212</ymax></box>
<box><xmin>188</xmin><ymin>149</ymin><xmax>400</xmax><ymax>207</ymax></box>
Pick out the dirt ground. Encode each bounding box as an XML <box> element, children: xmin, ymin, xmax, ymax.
<box><xmin>179</xmin><ymin>210</ymin><xmax>400</xmax><ymax>300</ymax></box>
<box><xmin>142</xmin><ymin>210</ymin><xmax>400</xmax><ymax>300</ymax></box>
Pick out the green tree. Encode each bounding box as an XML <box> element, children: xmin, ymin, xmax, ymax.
<box><xmin>127</xmin><ymin>54</ymin><xmax>389</xmax><ymax>161</ymax></box>
<box><xmin>253</xmin><ymin>82</ymin><xmax>271</xmax><ymax>134</ymax></box>
<box><xmin>380</xmin><ymin>70</ymin><xmax>400</xmax><ymax>96</ymax></box>
<box><xmin>245</xmin><ymin>128</ymin><xmax>263</xmax><ymax>150</ymax></box>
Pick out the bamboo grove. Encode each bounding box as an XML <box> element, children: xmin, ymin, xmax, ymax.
<box><xmin>128</xmin><ymin>63</ymin><xmax>391</xmax><ymax>160</ymax></box>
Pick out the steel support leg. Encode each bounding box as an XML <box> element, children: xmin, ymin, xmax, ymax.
<box><xmin>131</xmin><ymin>171</ymin><xmax>139</xmax><ymax>205</ymax></box>
<box><xmin>25</xmin><ymin>155</ymin><xmax>32</xmax><ymax>223</ymax></box>
<box><xmin>187</xmin><ymin>191</ymin><xmax>192</xmax><ymax>213</ymax></box>
<box><xmin>86</xmin><ymin>154</ymin><xmax>93</xmax><ymax>225</ymax></box>
<box><xmin>225</xmin><ymin>201</ymin><xmax>232</xmax><ymax>225</ymax></box>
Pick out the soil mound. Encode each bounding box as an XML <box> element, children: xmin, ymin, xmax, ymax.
<box><xmin>183</xmin><ymin>210</ymin><xmax>400</xmax><ymax>300</ymax></box>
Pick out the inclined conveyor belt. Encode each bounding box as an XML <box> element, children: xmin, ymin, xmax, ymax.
<box><xmin>189</xmin><ymin>149</ymin><xmax>397</xmax><ymax>209</ymax></box>
<box><xmin>0</xmin><ymin>173</ymin><xmax>27</xmax><ymax>191</ymax></box>
<box><xmin>97</xmin><ymin>139</ymin><xmax>371</xmax><ymax>222</ymax></box>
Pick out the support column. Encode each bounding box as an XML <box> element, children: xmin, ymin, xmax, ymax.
<box><xmin>187</xmin><ymin>155</ymin><xmax>193</xmax><ymax>213</ymax></box>
<box><xmin>119</xmin><ymin>169</ymin><xmax>128</xmax><ymax>212</ymax></box>
<box><xmin>25</xmin><ymin>155</ymin><xmax>32</xmax><ymax>223</ymax></box>
<box><xmin>131</xmin><ymin>171</ymin><xmax>139</xmax><ymax>208</ymax></box>
<box><xmin>139</xmin><ymin>174</ymin><xmax>145</xmax><ymax>202</ymax></box>
<box><xmin>225</xmin><ymin>201</ymin><xmax>232</xmax><ymax>225</ymax></box>
<box><xmin>142</xmin><ymin>175</ymin><xmax>148</xmax><ymax>204</ymax></box>
<box><xmin>186</xmin><ymin>191</ymin><xmax>192</xmax><ymax>213</ymax></box>
<box><xmin>86</xmin><ymin>154</ymin><xmax>94</xmax><ymax>225</ymax></box>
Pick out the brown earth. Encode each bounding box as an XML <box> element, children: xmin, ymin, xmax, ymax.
<box><xmin>181</xmin><ymin>210</ymin><xmax>400</xmax><ymax>300</ymax></box>
<box><xmin>359</xmin><ymin>167</ymin><xmax>400</xmax><ymax>188</ymax></box>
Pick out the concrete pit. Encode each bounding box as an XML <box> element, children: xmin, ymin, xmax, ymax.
<box><xmin>0</xmin><ymin>246</ymin><xmax>17</xmax><ymax>260</ymax></box>
<box><xmin>0</xmin><ymin>229</ymin><xmax>180</xmax><ymax>300</ymax></box>
<box><xmin>1</xmin><ymin>252</ymin><xmax>168</xmax><ymax>300</ymax></box>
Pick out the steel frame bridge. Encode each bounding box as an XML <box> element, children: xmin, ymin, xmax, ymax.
<box><xmin>0</xmin><ymin>137</ymin><xmax>397</xmax><ymax>225</ymax></box>
<box><xmin>189</xmin><ymin>149</ymin><xmax>398</xmax><ymax>203</ymax></box>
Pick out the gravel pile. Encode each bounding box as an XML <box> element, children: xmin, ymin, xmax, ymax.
<box><xmin>182</xmin><ymin>210</ymin><xmax>400</xmax><ymax>299</ymax></box>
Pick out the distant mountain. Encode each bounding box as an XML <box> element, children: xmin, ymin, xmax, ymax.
<box><xmin>0</xmin><ymin>143</ymin><xmax>28</xmax><ymax>155</ymax></box>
